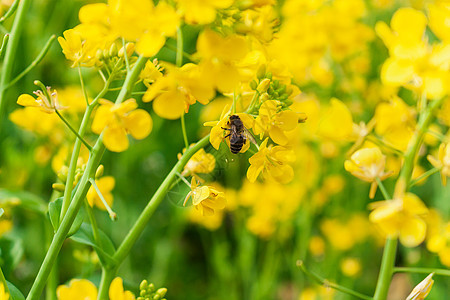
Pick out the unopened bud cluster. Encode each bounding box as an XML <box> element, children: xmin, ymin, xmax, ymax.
<box><xmin>95</xmin><ymin>42</ymin><xmax>136</xmax><ymax>74</ymax></box>
<box><xmin>249</xmin><ymin>64</ymin><xmax>295</xmax><ymax>112</ymax></box>
<box><xmin>137</xmin><ymin>280</ymin><xmax>167</xmax><ymax>300</ymax></box>
<box><xmin>52</xmin><ymin>164</ymin><xmax>87</xmax><ymax>192</ymax></box>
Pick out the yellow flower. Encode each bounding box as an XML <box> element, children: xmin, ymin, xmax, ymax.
<box><xmin>374</xmin><ymin>96</ymin><xmax>416</xmax><ymax>151</ymax></box>
<box><xmin>57</xmin><ymin>277</ymin><xmax>134</xmax><ymax>300</ymax></box>
<box><xmin>427</xmin><ymin>143</ymin><xmax>450</xmax><ymax>186</ymax></box>
<box><xmin>316</xmin><ymin>98</ymin><xmax>353</xmax><ymax>141</ymax></box>
<box><xmin>196</xmin><ymin>29</ymin><xmax>249</xmax><ymax>93</ymax></box>
<box><xmin>253</xmin><ymin>100</ymin><xmax>299</xmax><ymax>145</ymax></box>
<box><xmin>140</xmin><ymin>59</ymin><xmax>164</xmax><ymax>86</ymax></box>
<box><xmin>109</xmin><ymin>277</ymin><xmax>135</xmax><ymax>300</ymax></box>
<box><xmin>0</xmin><ymin>282</ymin><xmax>9</xmax><ymax>300</ymax></box>
<box><xmin>182</xmin><ymin>148</ymin><xmax>216</xmax><ymax>176</ymax></box>
<box><xmin>58</xmin><ymin>29</ymin><xmax>96</xmax><ymax>67</ymax></box>
<box><xmin>369</xmin><ymin>193</ymin><xmax>428</xmax><ymax>247</ymax></box>
<box><xmin>17</xmin><ymin>87</ymin><xmax>65</xmax><ymax>114</ymax></box>
<box><xmin>425</xmin><ymin>209</ymin><xmax>450</xmax><ymax>267</ymax></box>
<box><xmin>87</xmin><ymin>176</ymin><xmax>115</xmax><ymax>211</ymax></box>
<box><xmin>57</xmin><ymin>279</ymin><xmax>98</xmax><ymax>300</ymax></box>
<box><xmin>247</xmin><ymin>138</ymin><xmax>295</xmax><ymax>184</ymax></box>
<box><xmin>340</xmin><ymin>257</ymin><xmax>361</xmax><ymax>277</ymax></box>
<box><xmin>91</xmin><ymin>98</ymin><xmax>152</xmax><ymax>152</ymax></box>
<box><xmin>176</xmin><ymin>0</ymin><xmax>233</xmax><ymax>25</ymax></box>
<box><xmin>143</xmin><ymin>63</ymin><xmax>215</xmax><ymax>119</ymax></box>
<box><xmin>377</xmin><ymin>7</ymin><xmax>450</xmax><ymax>99</ymax></box>
<box><xmin>184</xmin><ymin>178</ymin><xmax>226</xmax><ymax>216</ymax></box>
<box><xmin>406</xmin><ymin>273</ymin><xmax>434</xmax><ymax>300</ymax></box>
<box><xmin>344</xmin><ymin>147</ymin><xmax>392</xmax><ymax>198</ymax></box>
<box><xmin>188</xmin><ymin>205</ymin><xmax>224</xmax><ymax>230</ymax></box>
<box><xmin>9</xmin><ymin>107</ymin><xmax>62</xmax><ymax>142</ymax></box>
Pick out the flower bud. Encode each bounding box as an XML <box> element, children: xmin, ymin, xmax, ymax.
<box><xmin>119</xmin><ymin>42</ymin><xmax>135</xmax><ymax>58</ymax></box>
<box><xmin>249</xmin><ymin>80</ymin><xmax>257</xmax><ymax>90</ymax></box>
<box><xmin>156</xmin><ymin>288</ymin><xmax>167</xmax><ymax>297</ymax></box>
<box><xmin>257</xmin><ymin>64</ymin><xmax>266</xmax><ymax>79</ymax></box>
<box><xmin>52</xmin><ymin>183</ymin><xmax>65</xmax><ymax>192</ymax></box>
<box><xmin>109</xmin><ymin>43</ymin><xmax>118</xmax><ymax>57</ymax></box>
<box><xmin>95</xmin><ymin>165</ymin><xmax>104</xmax><ymax>179</ymax></box>
<box><xmin>257</xmin><ymin>78</ymin><xmax>271</xmax><ymax>93</ymax></box>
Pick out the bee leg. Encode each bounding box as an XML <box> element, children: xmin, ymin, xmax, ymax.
<box><xmin>224</xmin><ymin>133</ymin><xmax>231</xmax><ymax>138</ymax></box>
<box><xmin>221</xmin><ymin>127</ymin><xmax>231</xmax><ymax>131</ymax></box>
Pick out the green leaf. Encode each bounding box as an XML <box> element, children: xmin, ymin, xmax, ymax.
<box><xmin>0</xmin><ymin>208</ymin><xmax>4</xmax><ymax>218</ymax></box>
<box><xmin>47</xmin><ymin>197</ymin><xmax>85</xmax><ymax>236</ymax></box>
<box><xmin>70</xmin><ymin>223</ymin><xmax>116</xmax><ymax>266</ymax></box>
<box><xmin>0</xmin><ymin>189</ymin><xmax>46</xmax><ymax>215</ymax></box>
<box><xmin>0</xmin><ymin>238</ymin><xmax>23</xmax><ymax>273</ymax></box>
<box><xmin>6</xmin><ymin>280</ymin><xmax>25</xmax><ymax>300</ymax></box>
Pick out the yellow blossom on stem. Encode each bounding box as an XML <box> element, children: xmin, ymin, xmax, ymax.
<box><xmin>91</xmin><ymin>98</ymin><xmax>152</xmax><ymax>152</ymax></box>
<box><xmin>369</xmin><ymin>193</ymin><xmax>428</xmax><ymax>247</ymax></box>
<box><xmin>143</xmin><ymin>63</ymin><xmax>215</xmax><ymax>119</ymax></box>
<box><xmin>184</xmin><ymin>178</ymin><xmax>226</xmax><ymax>216</ymax></box>
<box><xmin>253</xmin><ymin>100</ymin><xmax>298</xmax><ymax>145</ymax></box>
<box><xmin>196</xmin><ymin>29</ymin><xmax>249</xmax><ymax>93</ymax></box>
<box><xmin>176</xmin><ymin>0</ymin><xmax>233</xmax><ymax>25</ymax></box>
<box><xmin>17</xmin><ymin>87</ymin><xmax>66</xmax><ymax>114</ymax></box>
<box><xmin>58</xmin><ymin>29</ymin><xmax>96</xmax><ymax>67</ymax></box>
<box><xmin>247</xmin><ymin>138</ymin><xmax>295</xmax><ymax>184</ymax></box>
<box><xmin>406</xmin><ymin>273</ymin><xmax>434</xmax><ymax>300</ymax></box>
<box><xmin>56</xmin><ymin>279</ymin><xmax>98</xmax><ymax>300</ymax></box>
<box><xmin>140</xmin><ymin>59</ymin><xmax>164</xmax><ymax>86</ymax></box>
<box><xmin>316</xmin><ymin>98</ymin><xmax>353</xmax><ymax>141</ymax></box>
<box><xmin>87</xmin><ymin>176</ymin><xmax>115</xmax><ymax>211</ymax></box>
<box><xmin>427</xmin><ymin>143</ymin><xmax>450</xmax><ymax>186</ymax></box>
<box><xmin>425</xmin><ymin>209</ymin><xmax>450</xmax><ymax>267</ymax></box>
<box><xmin>182</xmin><ymin>148</ymin><xmax>216</xmax><ymax>176</ymax></box>
<box><xmin>57</xmin><ymin>277</ymin><xmax>134</xmax><ymax>300</ymax></box>
<box><xmin>344</xmin><ymin>147</ymin><xmax>392</xmax><ymax>198</ymax></box>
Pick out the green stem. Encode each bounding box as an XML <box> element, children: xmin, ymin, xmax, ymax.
<box><xmin>373</xmin><ymin>96</ymin><xmax>445</xmax><ymax>300</ymax></box>
<box><xmin>394</xmin><ymin>267</ymin><xmax>450</xmax><ymax>277</ymax></box>
<box><xmin>45</xmin><ymin>221</ymin><xmax>57</xmax><ymax>300</ymax></box>
<box><xmin>181</xmin><ymin>112</ymin><xmax>189</xmax><ymax>149</ymax></box>
<box><xmin>426</xmin><ymin>129</ymin><xmax>448</xmax><ymax>143</ymax></box>
<box><xmin>375</xmin><ymin>177</ymin><xmax>391</xmax><ymax>200</ymax></box>
<box><xmin>97</xmin><ymin>266</ymin><xmax>117</xmax><ymax>300</ymax></box>
<box><xmin>366</xmin><ymin>135</ymin><xmax>404</xmax><ymax>157</ymax></box>
<box><xmin>60</xmin><ymin>73</ymin><xmax>114</xmax><ymax>219</ymax></box>
<box><xmin>176</xmin><ymin>27</ymin><xmax>183</xmax><ymax>67</ymax></box>
<box><xmin>55</xmin><ymin>109</ymin><xmax>92</xmax><ymax>150</ymax></box>
<box><xmin>84</xmin><ymin>199</ymin><xmax>102</xmax><ymax>249</ymax></box>
<box><xmin>78</xmin><ymin>64</ymin><xmax>90</xmax><ymax>106</ymax></box>
<box><xmin>297</xmin><ymin>261</ymin><xmax>372</xmax><ymax>300</ymax></box>
<box><xmin>115</xmin><ymin>55</ymin><xmax>147</xmax><ymax>105</ymax></box>
<box><xmin>246</xmin><ymin>90</ymin><xmax>260</xmax><ymax>114</ymax></box>
<box><xmin>165</xmin><ymin>42</ymin><xmax>196</xmax><ymax>62</ymax></box>
<box><xmin>122</xmin><ymin>38</ymin><xmax>130</xmax><ymax>72</ymax></box>
<box><xmin>114</xmin><ymin>134</ymin><xmax>209</xmax><ymax>262</ymax></box>
<box><xmin>409</xmin><ymin>167</ymin><xmax>441</xmax><ymax>187</ymax></box>
<box><xmin>89</xmin><ymin>178</ymin><xmax>116</xmax><ymax>221</ymax></box>
<box><xmin>0</xmin><ymin>34</ymin><xmax>9</xmax><ymax>59</ymax></box>
<box><xmin>0</xmin><ymin>0</ymin><xmax>32</xmax><ymax>133</ymax></box>
<box><xmin>5</xmin><ymin>35</ymin><xmax>56</xmax><ymax>89</ymax></box>
<box><xmin>373</xmin><ymin>238</ymin><xmax>397</xmax><ymax>300</ymax></box>
<box><xmin>0</xmin><ymin>0</ymin><xmax>19</xmax><ymax>23</ymax></box>
<box><xmin>0</xmin><ymin>265</ymin><xmax>10</xmax><ymax>296</ymax></box>
<box><xmin>26</xmin><ymin>138</ymin><xmax>106</xmax><ymax>300</ymax></box>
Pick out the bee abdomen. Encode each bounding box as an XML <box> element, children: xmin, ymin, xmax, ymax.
<box><xmin>230</xmin><ymin>139</ymin><xmax>244</xmax><ymax>154</ymax></box>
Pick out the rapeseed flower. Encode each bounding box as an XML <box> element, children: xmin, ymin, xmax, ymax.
<box><xmin>253</xmin><ymin>100</ymin><xmax>298</xmax><ymax>145</ymax></box>
<box><xmin>184</xmin><ymin>178</ymin><xmax>226</xmax><ymax>216</ymax></box>
<box><xmin>316</xmin><ymin>98</ymin><xmax>353</xmax><ymax>142</ymax></box>
<box><xmin>182</xmin><ymin>148</ymin><xmax>216</xmax><ymax>176</ymax></box>
<box><xmin>426</xmin><ymin>209</ymin><xmax>450</xmax><ymax>267</ymax></box>
<box><xmin>344</xmin><ymin>147</ymin><xmax>392</xmax><ymax>198</ymax></box>
<box><xmin>58</xmin><ymin>29</ymin><xmax>97</xmax><ymax>67</ymax></box>
<box><xmin>247</xmin><ymin>138</ymin><xmax>295</xmax><ymax>184</ymax></box>
<box><xmin>143</xmin><ymin>63</ymin><xmax>215</xmax><ymax>119</ymax></box>
<box><xmin>175</xmin><ymin>0</ymin><xmax>233</xmax><ymax>25</ymax></box>
<box><xmin>56</xmin><ymin>277</ymin><xmax>134</xmax><ymax>300</ymax></box>
<box><xmin>369</xmin><ymin>193</ymin><xmax>428</xmax><ymax>247</ymax></box>
<box><xmin>17</xmin><ymin>87</ymin><xmax>65</xmax><ymax>114</ymax></box>
<box><xmin>196</xmin><ymin>29</ymin><xmax>249</xmax><ymax>93</ymax></box>
<box><xmin>91</xmin><ymin>98</ymin><xmax>152</xmax><ymax>152</ymax></box>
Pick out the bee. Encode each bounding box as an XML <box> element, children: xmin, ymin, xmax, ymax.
<box><xmin>222</xmin><ymin>114</ymin><xmax>255</xmax><ymax>154</ymax></box>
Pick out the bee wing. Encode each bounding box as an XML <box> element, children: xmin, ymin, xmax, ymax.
<box><xmin>243</xmin><ymin>127</ymin><xmax>258</xmax><ymax>147</ymax></box>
